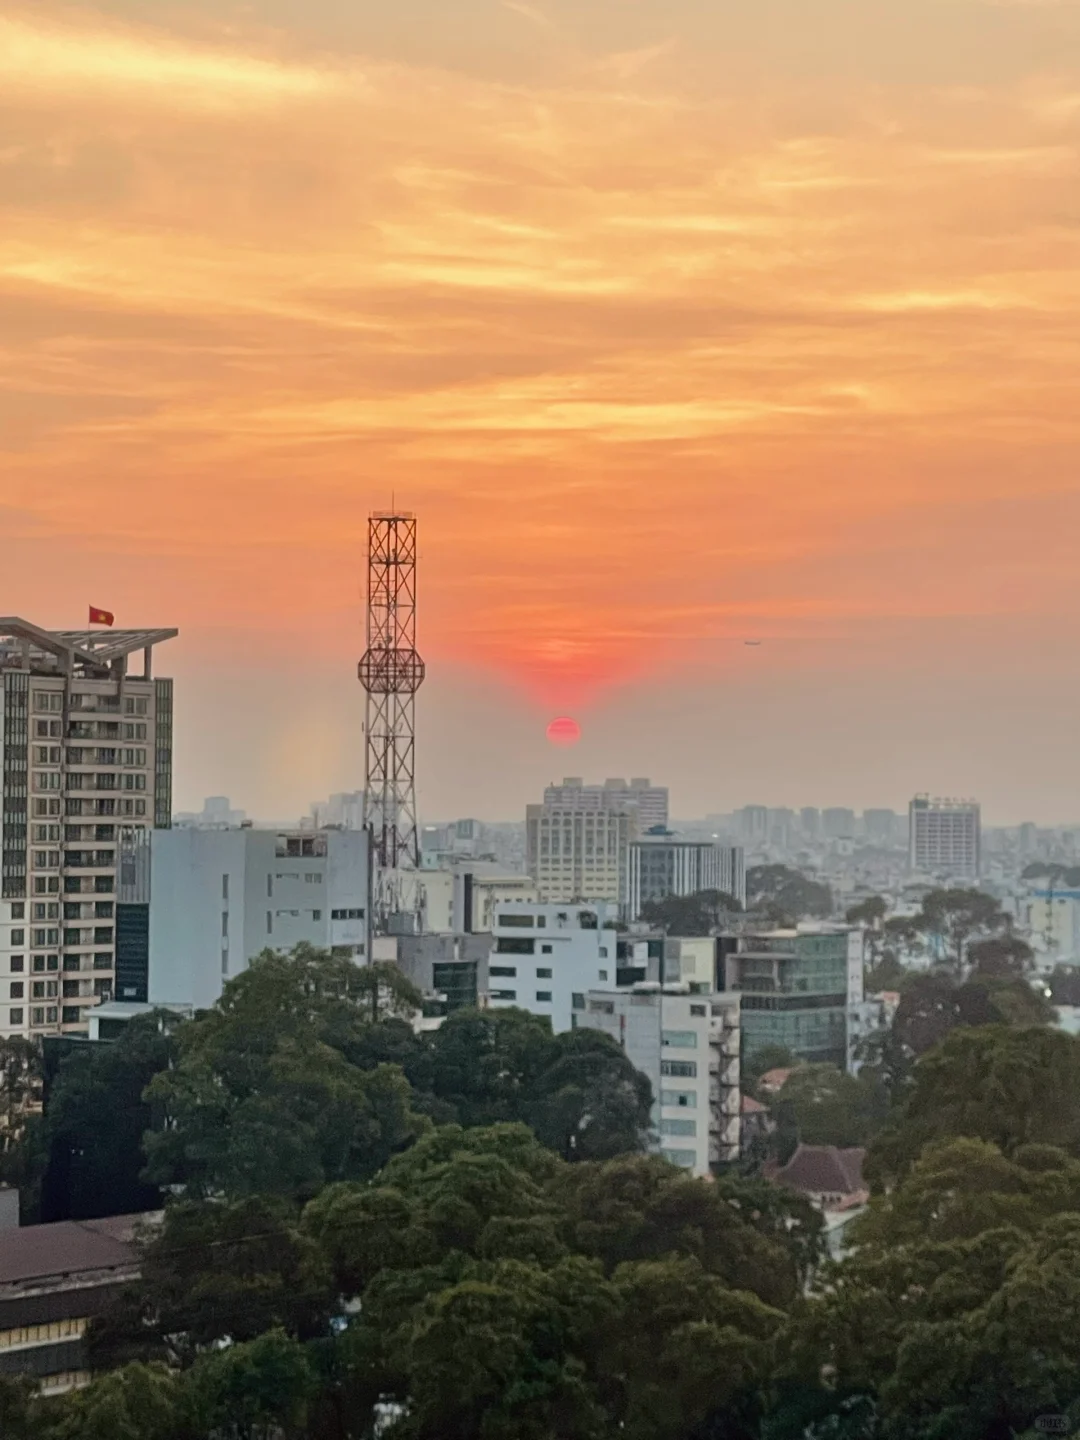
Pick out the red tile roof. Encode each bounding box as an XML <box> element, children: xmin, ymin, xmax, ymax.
<box><xmin>770</xmin><ymin>1144</ymin><xmax>866</xmax><ymax>1197</ymax></box>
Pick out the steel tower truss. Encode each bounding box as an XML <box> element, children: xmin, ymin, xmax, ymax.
<box><xmin>358</xmin><ymin>513</ymin><xmax>425</xmax><ymax>871</ymax></box>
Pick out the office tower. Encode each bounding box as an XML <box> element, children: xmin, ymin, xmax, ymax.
<box><xmin>800</xmin><ymin>807</ymin><xmax>821</xmax><ymax>841</ymax></box>
<box><xmin>863</xmin><ymin>808</ymin><xmax>900</xmax><ymax>845</ymax></box>
<box><xmin>577</xmin><ymin>986</ymin><xmax>741</xmax><ymax>1175</ymax></box>
<box><xmin>117</xmin><ymin>826</ymin><xmax>371</xmax><ymax>1013</ymax></box>
<box><xmin>627</xmin><ymin>835</ymin><xmax>745</xmax><ymax>920</ymax></box>
<box><xmin>720</xmin><ymin>923</ymin><xmax>863</xmax><ymax>1070</ymax></box>
<box><xmin>908</xmin><ymin>795</ymin><xmax>981</xmax><ymax>880</ymax></box>
<box><xmin>822</xmin><ymin>808</ymin><xmax>856</xmax><ymax>840</ymax></box>
<box><xmin>542</xmin><ymin>777</ymin><xmax>669</xmax><ymax>831</ymax></box>
<box><xmin>0</xmin><ymin>618</ymin><xmax>177</xmax><ymax>1039</ymax></box>
<box><xmin>526</xmin><ymin>792</ymin><xmax>634</xmax><ymax>906</ymax></box>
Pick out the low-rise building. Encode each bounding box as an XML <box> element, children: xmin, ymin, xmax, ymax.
<box><xmin>116</xmin><ymin>826</ymin><xmax>371</xmax><ymax>1011</ymax></box>
<box><xmin>486</xmin><ymin>901</ymin><xmax>617</xmax><ymax>1033</ymax></box>
<box><xmin>0</xmin><ymin>1213</ymin><xmax>153</xmax><ymax>1393</ymax></box>
<box><xmin>576</xmin><ymin>984</ymin><xmax>741</xmax><ymax>1175</ymax></box>
<box><xmin>720</xmin><ymin>923</ymin><xmax>863</xmax><ymax>1071</ymax></box>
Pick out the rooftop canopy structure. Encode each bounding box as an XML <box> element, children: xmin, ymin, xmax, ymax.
<box><xmin>0</xmin><ymin>618</ymin><xmax>178</xmax><ymax>681</ymax></box>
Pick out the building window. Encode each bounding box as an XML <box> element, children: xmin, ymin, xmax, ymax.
<box><xmin>489</xmin><ymin>989</ymin><xmax>517</xmax><ymax>1001</ymax></box>
<box><xmin>498</xmin><ymin>914</ymin><xmax>534</xmax><ymax>928</ymax></box>
<box><xmin>660</xmin><ymin>1118</ymin><xmax>697</xmax><ymax>1137</ymax></box>
<box><xmin>490</xmin><ymin>965</ymin><xmax>517</xmax><ymax>978</ymax></box>
<box><xmin>690</xmin><ymin>1004</ymin><xmax>707</xmax><ymax>1016</ymax></box>
<box><xmin>222</xmin><ymin>874</ymin><xmax>229</xmax><ymax>902</ymax></box>
<box><xmin>661</xmin><ymin>1030</ymin><xmax>698</xmax><ymax>1048</ymax></box>
<box><xmin>267</xmin><ymin>912</ymin><xmax>272</xmax><ymax>934</ymax></box>
<box><xmin>598</xmin><ymin>970</ymin><xmax>608</xmax><ymax>981</ymax></box>
<box><xmin>572</xmin><ymin>993</ymin><xmax>585</xmax><ymax>1010</ymax></box>
<box><xmin>10</xmin><ymin>930</ymin><xmax>23</xmax><ymax>947</ymax></box>
<box><xmin>536</xmin><ymin>968</ymin><xmax>552</xmax><ymax>979</ymax></box>
<box><xmin>660</xmin><ymin>1059</ymin><xmax>697</xmax><ymax>1077</ymax></box>
<box><xmin>9</xmin><ymin>957</ymin><xmax>23</xmax><ymax>973</ymax></box>
<box><xmin>541</xmin><ymin>944</ymin><xmax>552</xmax><ymax>954</ymax></box>
<box><xmin>662</xmin><ymin>1148</ymin><xmax>697</xmax><ymax>1169</ymax></box>
<box><xmin>61</xmin><ymin>1007</ymin><xmax>80</xmax><ymax>1025</ymax></box>
<box><xmin>331</xmin><ymin>908</ymin><xmax>364</xmax><ymax>920</ymax></box>
<box><xmin>535</xmin><ymin>990</ymin><xmax>552</xmax><ymax>1002</ymax></box>
<box><xmin>9</xmin><ymin>1009</ymin><xmax>23</xmax><ymax>1025</ymax></box>
<box><xmin>8</xmin><ymin>983</ymin><xmax>23</xmax><ymax>1000</ymax></box>
<box><xmin>496</xmin><ymin>937</ymin><xmax>535</xmax><ymax>955</ymax></box>
<box><xmin>10</xmin><ymin>904</ymin><xmax>24</xmax><ymax>920</ymax></box>
<box><xmin>660</xmin><ymin>1089</ymin><xmax>697</xmax><ymax>1108</ymax></box>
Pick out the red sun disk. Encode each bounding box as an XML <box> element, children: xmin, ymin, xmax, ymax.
<box><xmin>546</xmin><ymin>716</ymin><xmax>581</xmax><ymax>746</ymax></box>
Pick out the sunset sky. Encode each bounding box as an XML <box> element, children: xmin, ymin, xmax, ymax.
<box><xmin>3</xmin><ymin>0</ymin><xmax>1080</xmax><ymax>823</ymax></box>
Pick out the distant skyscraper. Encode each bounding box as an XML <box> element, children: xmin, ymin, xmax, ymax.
<box><xmin>800</xmin><ymin>807</ymin><xmax>821</xmax><ymax>840</ymax></box>
<box><xmin>527</xmin><ymin>787</ymin><xmax>634</xmax><ymax>906</ymax></box>
<box><xmin>909</xmin><ymin>795</ymin><xmax>981</xmax><ymax>880</ymax></box>
<box><xmin>737</xmin><ymin>806</ymin><xmax>769</xmax><ymax>845</ymax></box>
<box><xmin>863</xmin><ymin>808</ymin><xmax>900</xmax><ymax>845</ymax></box>
<box><xmin>543</xmin><ymin>777</ymin><xmax>668</xmax><ymax>831</ymax></box>
<box><xmin>0</xmin><ymin>617</ymin><xmax>177</xmax><ymax>1040</ymax></box>
<box><xmin>822</xmin><ymin>808</ymin><xmax>856</xmax><ymax>840</ymax></box>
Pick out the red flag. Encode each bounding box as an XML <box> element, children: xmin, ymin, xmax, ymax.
<box><xmin>88</xmin><ymin>606</ymin><xmax>114</xmax><ymax>627</ymax></box>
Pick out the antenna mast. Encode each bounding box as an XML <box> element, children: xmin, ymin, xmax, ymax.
<box><xmin>358</xmin><ymin>513</ymin><xmax>425</xmax><ymax>886</ymax></box>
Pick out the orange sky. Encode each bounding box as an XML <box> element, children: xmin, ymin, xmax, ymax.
<box><xmin>3</xmin><ymin>0</ymin><xmax>1080</xmax><ymax>821</ymax></box>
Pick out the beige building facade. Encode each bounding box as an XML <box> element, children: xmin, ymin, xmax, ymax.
<box><xmin>0</xmin><ymin>620</ymin><xmax>176</xmax><ymax>1038</ymax></box>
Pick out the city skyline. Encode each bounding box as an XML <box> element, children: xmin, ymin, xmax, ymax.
<box><xmin>4</xmin><ymin>0</ymin><xmax>1080</xmax><ymax>823</ymax></box>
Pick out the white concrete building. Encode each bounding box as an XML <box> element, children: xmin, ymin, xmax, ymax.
<box><xmin>628</xmin><ymin>834</ymin><xmax>745</xmax><ymax>919</ymax></box>
<box><xmin>909</xmin><ymin>795</ymin><xmax>980</xmax><ymax>880</ymax></box>
<box><xmin>577</xmin><ymin>984</ymin><xmax>742</xmax><ymax>1176</ymax></box>
<box><xmin>486</xmin><ymin>900</ymin><xmax>618</xmax><ymax>1033</ymax></box>
<box><xmin>126</xmin><ymin>827</ymin><xmax>371</xmax><ymax>1011</ymax></box>
<box><xmin>1027</xmin><ymin>885</ymin><xmax>1080</xmax><ymax>969</ymax></box>
<box><xmin>526</xmin><ymin>801</ymin><xmax>633</xmax><ymax>907</ymax></box>
<box><xmin>0</xmin><ymin>618</ymin><xmax>177</xmax><ymax>1039</ymax></box>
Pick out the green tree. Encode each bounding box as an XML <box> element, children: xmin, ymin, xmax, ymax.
<box><xmin>39</xmin><ymin>1012</ymin><xmax>176</xmax><ymax>1222</ymax></box>
<box><xmin>426</xmin><ymin>1008</ymin><xmax>553</xmax><ymax>1130</ymax></box>
<box><xmin>867</xmin><ymin>1026</ymin><xmax>1080</xmax><ymax>1187</ymax></box>
<box><xmin>845</xmin><ymin>896</ymin><xmax>887</xmax><ymax>928</ymax></box>
<box><xmin>523</xmin><ymin>1028</ymin><xmax>653</xmax><ymax>1163</ymax></box>
<box><xmin>863</xmin><ymin>950</ymin><xmax>908</xmax><ymax>993</ymax></box>
<box><xmin>967</xmin><ymin>934</ymin><xmax>1035</xmax><ymax>980</ymax></box>
<box><xmin>41</xmin><ymin>1362</ymin><xmax>194</xmax><ymax>1440</ymax></box>
<box><xmin>746</xmin><ymin>866</ymin><xmax>833</xmax><ymax>922</ymax></box>
<box><xmin>772</xmin><ymin>1064</ymin><xmax>888</xmax><ymax>1150</ymax></box>
<box><xmin>143</xmin><ymin>949</ymin><xmax>428</xmax><ymax>1201</ymax></box>
<box><xmin>187</xmin><ymin>1330</ymin><xmax>319</xmax><ymax>1440</ymax></box>
<box><xmin>88</xmin><ymin>1197</ymin><xmax>335</xmax><ymax>1370</ymax></box>
<box><xmin>639</xmin><ymin>889</ymin><xmax>742</xmax><ymax>936</ymax></box>
<box><xmin>914</xmin><ymin>887</ymin><xmax>1007</xmax><ymax>973</ymax></box>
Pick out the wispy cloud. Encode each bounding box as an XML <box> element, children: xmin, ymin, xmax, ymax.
<box><xmin>0</xmin><ymin>14</ymin><xmax>346</xmax><ymax>108</ymax></box>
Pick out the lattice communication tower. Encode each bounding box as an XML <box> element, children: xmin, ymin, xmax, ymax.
<box><xmin>358</xmin><ymin>513</ymin><xmax>425</xmax><ymax>871</ymax></box>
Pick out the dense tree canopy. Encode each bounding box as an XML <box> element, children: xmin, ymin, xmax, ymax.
<box><xmin>746</xmin><ymin>866</ymin><xmax>833</xmax><ymax>922</ymax></box>
<box><xmin>638</xmin><ymin>889</ymin><xmax>742</xmax><ymax>935</ymax></box>
<box><xmin>7</xmin><ymin>943</ymin><xmax>1079</xmax><ymax>1440</ymax></box>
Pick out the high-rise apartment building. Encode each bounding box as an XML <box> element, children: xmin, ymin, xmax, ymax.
<box><xmin>0</xmin><ymin>619</ymin><xmax>176</xmax><ymax>1039</ymax></box>
<box><xmin>526</xmin><ymin>792</ymin><xmax>634</xmax><ymax>906</ymax></box>
<box><xmin>908</xmin><ymin>795</ymin><xmax>981</xmax><ymax>880</ymax></box>
<box><xmin>542</xmin><ymin>777</ymin><xmax>668</xmax><ymax>831</ymax></box>
<box><xmin>627</xmin><ymin>834</ymin><xmax>745</xmax><ymax>920</ymax></box>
